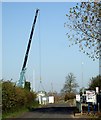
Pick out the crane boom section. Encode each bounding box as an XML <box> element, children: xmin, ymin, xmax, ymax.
<box><xmin>17</xmin><ymin>9</ymin><xmax>39</xmax><ymax>87</ymax></box>
<box><xmin>22</xmin><ymin>9</ymin><xmax>39</xmax><ymax>71</ymax></box>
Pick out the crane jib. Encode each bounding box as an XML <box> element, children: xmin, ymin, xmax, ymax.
<box><xmin>30</xmin><ymin>9</ymin><xmax>39</xmax><ymax>40</ymax></box>
<box><xmin>22</xmin><ymin>9</ymin><xmax>39</xmax><ymax>71</ymax></box>
<box><xmin>17</xmin><ymin>9</ymin><xmax>39</xmax><ymax>87</ymax></box>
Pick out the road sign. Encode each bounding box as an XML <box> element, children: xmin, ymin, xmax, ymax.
<box><xmin>76</xmin><ymin>94</ymin><xmax>80</xmax><ymax>102</ymax></box>
<box><xmin>86</xmin><ymin>90</ymin><xmax>96</xmax><ymax>103</ymax></box>
<box><xmin>96</xmin><ymin>87</ymin><xmax>99</xmax><ymax>94</ymax></box>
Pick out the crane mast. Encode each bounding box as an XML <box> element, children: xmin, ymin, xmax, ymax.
<box><xmin>17</xmin><ymin>9</ymin><xmax>39</xmax><ymax>87</ymax></box>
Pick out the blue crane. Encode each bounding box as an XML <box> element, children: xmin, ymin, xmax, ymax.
<box><xmin>17</xmin><ymin>9</ymin><xmax>39</xmax><ymax>87</ymax></box>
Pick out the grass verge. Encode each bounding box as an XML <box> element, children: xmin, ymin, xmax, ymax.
<box><xmin>2</xmin><ymin>107</ymin><xmax>28</xmax><ymax>119</ymax></box>
<box><xmin>2</xmin><ymin>101</ymin><xmax>40</xmax><ymax>119</ymax></box>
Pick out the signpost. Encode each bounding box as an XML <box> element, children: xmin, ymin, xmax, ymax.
<box><xmin>96</xmin><ymin>87</ymin><xmax>100</xmax><ymax>112</ymax></box>
<box><xmin>96</xmin><ymin>87</ymin><xmax>99</xmax><ymax>94</ymax></box>
<box><xmin>86</xmin><ymin>90</ymin><xmax>96</xmax><ymax>114</ymax></box>
<box><xmin>76</xmin><ymin>94</ymin><xmax>82</xmax><ymax>114</ymax></box>
<box><xmin>76</xmin><ymin>94</ymin><xmax>80</xmax><ymax>102</ymax></box>
<box><xmin>86</xmin><ymin>90</ymin><xmax>96</xmax><ymax>103</ymax></box>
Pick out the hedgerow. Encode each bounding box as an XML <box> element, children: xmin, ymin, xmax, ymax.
<box><xmin>2</xmin><ymin>80</ymin><xmax>36</xmax><ymax>114</ymax></box>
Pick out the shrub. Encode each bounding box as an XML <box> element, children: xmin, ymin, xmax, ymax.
<box><xmin>2</xmin><ymin>80</ymin><xmax>36</xmax><ymax>114</ymax></box>
<box><xmin>64</xmin><ymin>92</ymin><xmax>75</xmax><ymax>101</ymax></box>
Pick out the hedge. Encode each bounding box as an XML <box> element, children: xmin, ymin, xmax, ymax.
<box><xmin>2</xmin><ymin>80</ymin><xmax>36</xmax><ymax>114</ymax></box>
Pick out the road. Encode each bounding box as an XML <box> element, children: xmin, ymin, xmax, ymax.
<box><xmin>17</xmin><ymin>103</ymin><xmax>76</xmax><ymax>118</ymax></box>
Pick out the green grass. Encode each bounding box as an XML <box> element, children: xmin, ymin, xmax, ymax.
<box><xmin>2</xmin><ymin>107</ymin><xmax>29</xmax><ymax>119</ymax></box>
<box><xmin>2</xmin><ymin>101</ymin><xmax>40</xmax><ymax>119</ymax></box>
<box><xmin>31</xmin><ymin>101</ymin><xmax>40</xmax><ymax>108</ymax></box>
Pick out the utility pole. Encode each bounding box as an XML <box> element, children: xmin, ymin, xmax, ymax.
<box><xmin>51</xmin><ymin>82</ymin><xmax>53</xmax><ymax>95</ymax></box>
<box><xmin>81</xmin><ymin>62</ymin><xmax>84</xmax><ymax>95</ymax></box>
<box><xmin>32</xmin><ymin>69</ymin><xmax>35</xmax><ymax>92</ymax></box>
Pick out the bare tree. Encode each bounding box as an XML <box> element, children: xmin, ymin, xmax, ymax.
<box><xmin>61</xmin><ymin>73</ymin><xmax>79</xmax><ymax>94</ymax></box>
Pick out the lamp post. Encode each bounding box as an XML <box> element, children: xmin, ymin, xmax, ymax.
<box><xmin>99</xmin><ymin>21</ymin><xmax>101</xmax><ymax>112</ymax></box>
<box><xmin>80</xmin><ymin>62</ymin><xmax>84</xmax><ymax>114</ymax></box>
<box><xmin>81</xmin><ymin>62</ymin><xmax>84</xmax><ymax>95</ymax></box>
<box><xmin>81</xmin><ymin>62</ymin><xmax>84</xmax><ymax>96</ymax></box>
<box><xmin>33</xmin><ymin>69</ymin><xmax>35</xmax><ymax>92</ymax></box>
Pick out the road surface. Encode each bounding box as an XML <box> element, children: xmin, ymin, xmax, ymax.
<box><xmin>17</xmin><ymin>103</ymin><xmax>75</xmax><ymax>118</ymax></box>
